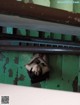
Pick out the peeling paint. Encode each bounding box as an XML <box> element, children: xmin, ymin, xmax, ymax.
<box><xmin>13</xmin><ymin>70</ymin><xmax>18</xmax><ymax>85</ymax></box>
<box><xmin>72</xmin><ymin>76</ymin><xmax>78</xmax><ymax>92</ymax></box>
<box><xmin>14</xmin><ymin>77</ymin><xmax>18</xmax><ymax>85</ymax></box>
<box><xmin>14</xmin><ymin>70</ymin><xmax>25</xmax><ymax>85</ymax></box>
<box><xmin>18</xmin><ymin>74</ymin><xmax>25</xmax><ymax>81</ymax></box>
<box><xmin>3</xmin><ymin>57</ymin><xmax>9</xmax><ymax>73</ymax></box>
<box><xmin>8</xmin><ymin>69</ymin><xmax>13</xmax><ymax>77</ymax></box>
<box><xmin>0</xmin><ymin>52</ymin><xmax>5</xmax><ymax>61</ymax></box>
<box><xmin>14</xmin><ymin>57</ymin><xmax>19</xmax><ymax>64</ymax></box>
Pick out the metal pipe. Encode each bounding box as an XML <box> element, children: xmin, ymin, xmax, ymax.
<box><xmin>0</xmin><ymin>45</ymin><xmax>80</xmax><ymax>54</ymax></box>
<box><xmin>0</xmin><ymin>34</ymin><xmax>80</xmax><ymax>48</ymax></box>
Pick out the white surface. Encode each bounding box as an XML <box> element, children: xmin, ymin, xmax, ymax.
<box><xmin>0</xmin><ymin>83</ymin><xmax>80</xmax><ymax>105</ymax></box>
<box><xmin>0</xmin><ymin>14</ymin><xmax>80</xmax><ymax>36</ymax></box>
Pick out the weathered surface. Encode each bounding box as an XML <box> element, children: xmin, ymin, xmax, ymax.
<box><xmin>3</xmin><ymin>57</ymin><xmax>9</xmax><ymax>73</ymax></box>
<box><xmin>0</xmin><ymin>0</ymin><xmax>80</xmax><ymax>27</ymax></box>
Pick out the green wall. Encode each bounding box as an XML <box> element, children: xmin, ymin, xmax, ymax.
<box><xmin>73</xmin><ymin>0</ymin><xmax>80</xmax><ymax>92</ymax></box>
<box><xmin>0</xmin><ymin>0</ymin><xmax>80</xmax><ymax>92</ymax></box>
<box><xmin>40</xmin><ymin>0</ymin><xmax>77</xmax><ymax>92</ymax></box>
<box><xmin>73</xmin><ymin>0</ymin><xmax>80</xmax><ymax>13</ymax></box>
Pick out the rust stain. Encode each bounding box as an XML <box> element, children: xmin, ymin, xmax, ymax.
<box><xmin>8</xmin><ymin>69</ymin><xmax>13</xmax><ymax>77</ymax></box>
<box><xmin>14</xmin><ymin>77</ymin><xmax>18</xmax><ymax>85</ymax></box>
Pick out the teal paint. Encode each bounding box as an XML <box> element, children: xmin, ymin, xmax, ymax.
<box><xmin>0</xmin><ymin>52</ymin><xmax>5</xmax><ymax>83</ymax></box>
<box><xmin>73</xmin><ymin>0</ymin><xmax>80</xmax><ymax>92</ymax></box>
<box><xmin>18</xmin><ymin>52</ymin><xmax>33</xmax><ymax>86</ymax></box>
<box><xmin>18</xmin><ymin>28</ymin><xmax>26</xmax><ymax>36</ymax></box>
<box><xmin>54</xmin><ymin>33</ymin><xmax>62</xmax><ymax>40</ymax></box>
<box><xmin>6</xmin><ymin>27</ymin><xmax>13</xmax><ymax>34</ymax></box>
<box><xmin>62</xmin><ymin>55</ymin><xmax>78</xmax><ymax>91</ymax></box>
<box><xmin>4</xmin><ymin>52</ymin><xmax>18</xmax><ymax>85</ymax></box>
<box><xmin>73</xmin><ymin>0</ymin><xmax>80</xmax><ymax>13</ymax></box>
<box><xmin>0</xmin><ymin>1</ymin><xmax>80</xmax><ymax>92</ymax></box>
<box><xmin>45</xmin><ymin>32</ymin><xmax>50</xmax><ymax>38</ymax></box>
<box><xmin>30</xmin><ymin>30</ymin><xmax>39</xmax><ymax>37</ymax></box>
<box><xmin>41</xmin><ymin>0</ymin><xmax>78</xmax><ymax>92</ymax></box>
<box><xmin>17</xmin><ymin>29</ymin><xmax>33</xmax><ymax>86</ymax></box>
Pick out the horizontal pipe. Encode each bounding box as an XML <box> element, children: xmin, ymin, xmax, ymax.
<box><xmin>0</xmin><ymin>45</ymin><xmax>80</xmax><ymax>54</ymax></box>
<box><xmin>0</xmin><ymin>34</ymin><xmax>80</xmax><ymax>48</ymax></box>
